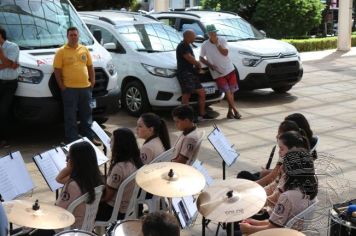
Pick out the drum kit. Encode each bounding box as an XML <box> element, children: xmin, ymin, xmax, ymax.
<box><xmin>3</xmin><ymin>162</ymin><xmax>302</xmax><ymax>236</ymax></box>
<box><xmin>250</xmin><ymin>228</ymin><xmax>306</xmax><ymax>236</ymax></box>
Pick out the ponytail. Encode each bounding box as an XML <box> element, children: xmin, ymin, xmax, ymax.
<box><xmin>141</xmin><ymin>113</ymin><xmax>171</xmax><ymax>151</ymax></box>
<box><xmin>279</xmin><ymin>131</ymin><xmax>310</xmax><ymax>151</ymax></box>
<box><xmin>159</xmin><ymin>119</ymin><xmax>171</xmax><ymax>151</ymax></box>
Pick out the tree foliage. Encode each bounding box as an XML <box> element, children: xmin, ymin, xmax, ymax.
<box><xmin>71</xmin><ymin>0</ymin><xmax>135</xmax><ymax>11</ymax></box>
<box><xmin>202</xmin><ymin>0</ymin><xmax>260</xmax><ymax>21</ymax></box>
<box><xmin>253</xmin><ymin>0</ymin><xmax>324</xmax><ymax>38</ymax></box>
<box><xmin>202</xmin><ymin>0</ymin><xmax>325</xmax><ymax>38</ymax></box>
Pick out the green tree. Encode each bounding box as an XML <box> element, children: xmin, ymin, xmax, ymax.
<box><xmin>71</xmin><ymin>0</ymin><xmax>136</xmax><ymax>11</ymax></box>
<box><xmin>202</xmin><ymin>0</ymin><xmax>260</xmax><ymax>21</ymax></box>
<box><xmin>253</xmin><ymin>0</ymin><xmax>324</xmax><ymax>38</ymax></box>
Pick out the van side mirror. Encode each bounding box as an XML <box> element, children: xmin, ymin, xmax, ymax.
<box><xmin>104</xmin><ymin>42</ymin><xmax>117</xmax><ymax>51</ymax></box>
<box><xmin>195</xmin><ymin>35</ymin><xmax>205</xmax><ymax>43</ymax></box>
<box><xmin>93</xmin><ymin>29</ymin><xmax>102</xmax><ymax>43</ymax></box>
<box><xmin>259</xmin><ymin>30</ymin><xmax>266</xmax><ymax>37</ymax></box>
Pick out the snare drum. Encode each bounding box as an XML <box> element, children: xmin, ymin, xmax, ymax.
<box><xmin>108</xmin><ymin>220</ymin><xmax>143</xmax><ymax>236</ymax></box>
<box><xmin>55</xmin><ymin>229</ymin><xmax>97</xmax><ymax>236</ymax></box>
<box><xmin>329</xmin><ymin>209</ymin><xmax>356</xmax><ymax>236</ymax></box>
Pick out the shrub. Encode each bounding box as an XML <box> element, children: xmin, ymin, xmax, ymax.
<box><xmin>283</xmin><ymin>35</ymin><xmax>356</xmax><ymax>52</ymax></box>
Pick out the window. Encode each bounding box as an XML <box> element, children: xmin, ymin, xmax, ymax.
<box><xmin>178</xmin><ymin>19</ymin><xmax>204</xmax><ymax>36</ymax></box>
<box><xmin>116</xmin><ymin>23</ymin><xmax>181</xmax><ymax>52</ymax></box>
<box><xmin>0</xmin><ymin>0</ymin><xmax>94</xmax><ymax>49</ymax></box>
<box><xmin>158</xmin><ymin>17</ymin><xmax>176</xmax><ymax>29</ymax></box>
<box><xmin>87</xmin><ymin>24</ymin><xmax>125</xmax><ymax>53</ymax></box>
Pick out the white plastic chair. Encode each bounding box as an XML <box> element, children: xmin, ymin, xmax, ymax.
<box><xmin>65</xmin><ymin>185</ymin><xmax>105</xmax><ymax>231</ymax></box>
<box><xmin>131</xmin><ymin>148</ymin><xmax>174</xmax><ymax>218</ymax></box>
<box><xmin>94</xmin><ymin>171</ymin><xmax>138</xmax><ymax>228</ymax></box>
<box><xmin>285</xmin><ymin>198</ymin><xmax>318</xmax><ymax>230</ymax></box>
<box><xmin>310</xmin><ymin>136</ymin><xmax>319</xmax><ymax>154</ymax></box>
<box><xmin>187</xmin><ymin>130</ymin><xmax>205</xmax><ymax>165</ymax></box>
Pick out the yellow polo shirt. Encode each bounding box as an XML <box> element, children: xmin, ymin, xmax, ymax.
<box><xmin>53</xmin><ymin>44</ymin><xmax>93</xmax><ymax>88</ymax></box>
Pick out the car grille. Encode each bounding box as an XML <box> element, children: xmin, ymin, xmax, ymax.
<box><xmin>93</xmin><ymin>68</ymin><xmax>109</xmax><ymax>97</ymax></box>
<box><xmin>266</xmin><ymin>61</ymin><xmax>300</xmax><ymax>81</ymax></box>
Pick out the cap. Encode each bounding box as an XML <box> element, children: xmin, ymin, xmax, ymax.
<box><xmin>206</xmin><ymin>24</ymin><xmax>218</xmax><ymax>33</ymax></box>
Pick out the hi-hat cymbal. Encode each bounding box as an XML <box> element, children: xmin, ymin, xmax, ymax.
<box><xmin>250</xmin><ymin>228</ymin><xmax>306</xmax><ymax>236</ymax></box>
<box><xmin>3</xmin><ymin>200</ymin><xmax>75</xmax><ymax>229</ymax></box>
<box><xmin>135</xmin><ymin>162</ymin><xmax>205</xmax><ymax>198</ymax></box>
<box><xmin>197</xmin><ymin>179</ymin><xmax>267</xmax><ymax>223</ymax></box>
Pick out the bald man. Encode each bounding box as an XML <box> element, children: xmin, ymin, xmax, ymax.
<box><xmin>176</xmin><ymin>30</ymin><xmax>213</xmax><ymax>122</ymax></box>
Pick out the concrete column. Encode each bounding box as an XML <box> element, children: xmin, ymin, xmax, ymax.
<box><xmin>154</xmin><ymin>0</ymin><xmax>169</xmax><ymax>12</ymax></box>
<box><xmin>337</xmin><ymin>0</ymin><xmax>353</xmax><ymax>51</ymax></box>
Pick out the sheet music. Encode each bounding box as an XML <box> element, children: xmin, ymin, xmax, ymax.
<box><xmin>63</xmin><ymin>137</ymin><xmax>108</xmax><ymax>166</ymax></box>
<box><xmin>192</xmin><ymin>159</ymin><xmax>214</xmax><ymax>186</ymax></box>
<box><xmin>0</xmin><ymin>152</ymin><xmax>35</xmax><ymax>201</ymax></box>
<box><xmin>33</xmin><ymin>148</ymin><xmax>66</xmax><ymax>192</ymax></box>
<box><xmin>48</xmin><ymin>148</ymin><xmax>66</xmax><ymax>171</ymax></box>
<box><xmin>91</xmin><ymin>121</ymin><xmax>111</xmax><ymax>151</ymax></box>
<box><xmin>172</xmin><ymin>196</ymin><xmax>198</xmax><ymax>228</ymax></box>
<box><xmin>208</xmin><ymin>128</ymin><xmax>239</xmax><ymax>167</ymax></box>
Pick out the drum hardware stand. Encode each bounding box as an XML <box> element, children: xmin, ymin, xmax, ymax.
<box><xmin>103</xmin><ymin>145</ymin><xmax>108</xmax><ymax>178</ymax></box>
<box><xmin>167</xmin><ymin>169</ymin><xmax>175</xmax><ymax>214</ymax></box>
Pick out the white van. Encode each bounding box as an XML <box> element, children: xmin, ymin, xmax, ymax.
<box><xmin>0</xmin><ymin>0</ymin><xmax>118</xmax><ymax>123</ymax></box>
<box><xmin>152</xmin><ymin>11</ymin><xmax>303</xmax><ymax>93</ymax></box>
<box><xmin>80</xmin><ymin>11</ymin><xmax>224</xmax><ymax>117</ymax></box>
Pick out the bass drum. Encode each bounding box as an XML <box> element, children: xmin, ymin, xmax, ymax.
<box><xmin>329</xmin><ymin>209</ymin><xmax>356</xmax><ymax>236</ymax></box>
<box><xmin>55</xmin><ymin>229</ymin><xmax>97</xmax><ymax>236</ymax></box>
<box><xmin>107</xmin><ymin>220</ymin><xmax>143</xmax><ymax>236</ymax></box>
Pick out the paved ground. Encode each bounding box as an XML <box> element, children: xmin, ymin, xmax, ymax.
<box><xmin>2</xmin><ymin>48</ymin><xmax>356</xmax><ymax>235</ymax></box>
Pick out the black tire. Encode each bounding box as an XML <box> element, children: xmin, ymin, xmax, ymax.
<box><xmin>122</xmin><ymin>80</ymin><xmax>151</xmax><ymax>117</ymax></box>
<box><xmin>272</xmin><ymin>85</ymin><xmax>293</xmax><ymax>93</ymax></box>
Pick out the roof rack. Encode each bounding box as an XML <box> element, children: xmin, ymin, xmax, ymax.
<box><xmin>185</xmin><ymin>9</ymin><xmax>238</xmax><ymax>16</ymax></box>
<box><xmin>154</xmin><ymin>11</ymin><xmax>201</xmax><ymax>18</ymax></box>
<box><xmin>99</xmin><ymin>10</ymin><xmax>158</xmax><ymax>21</ymax></box>
<box><xmin>79</xmin><ymin>13</ymin><xmax>116</xmax><ymax>25</ymax></box>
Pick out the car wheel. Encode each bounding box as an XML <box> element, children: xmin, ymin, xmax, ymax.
<box><xmin>122</xmin><ymin>80</ymin><xmax>150</xmax><ymax>117</ymax></box>
<box><xmin>272</xmin><ymin>85</ymin><xmax>293</xmax><ymax>93</ymax></box>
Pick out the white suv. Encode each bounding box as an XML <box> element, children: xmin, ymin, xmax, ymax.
<box><xmin>151</xmin><ymin>11</ymin><xmax>303</xmax><ymax>93</ymax></box>
<box><xmin>80</xmin><ymin>11</ymin><xmax>224</xmax><ymax>116</ymax></box>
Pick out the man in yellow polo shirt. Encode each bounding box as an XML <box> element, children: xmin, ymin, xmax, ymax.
<box><xmin>53</xmin><ymin>26</ymin><xmax>95</xmax><ymax>143</ymax></box>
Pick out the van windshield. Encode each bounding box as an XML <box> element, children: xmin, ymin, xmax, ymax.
<box><xmin>0</xmin><ymin>0</ymin><xmax>94</xmax><ymax>49</ymax></box>
<box><xmin>116</xmin><ymin>23</ymin><xmax>181</xmax><ymax>52</ymax></box>
<box><xmin>203</xmin><ymin>17</ymin><xmax>264</xmax><ymax>42</ymax></box>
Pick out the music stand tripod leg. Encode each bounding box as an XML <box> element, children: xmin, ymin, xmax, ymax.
<box><xmin>168</xmin><ymin>197</ymin><xmax>173</xmax><ymax>214</ymax></box>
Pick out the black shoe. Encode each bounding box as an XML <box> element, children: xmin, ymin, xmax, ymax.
<box><xmin>198</xmin><ymin>113</ymin><xmax>215</xmax><ymax>122</ymax></box>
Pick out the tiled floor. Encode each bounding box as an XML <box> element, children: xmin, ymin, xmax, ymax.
<box><xmin>2</xmin><ymin>48</ymin><xmax>356</xmax><ymax>235</ymax></box>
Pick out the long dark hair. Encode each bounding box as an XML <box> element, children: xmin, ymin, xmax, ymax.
<box><xmin>110</xmin><ymin>128</ymin><xmax>143</xmax><ymax>172</ymax></box>
<box><xmin>69</xmin><ymin>142</ymin><xmax>103</xmax><ymax>204</ymax></box>
<box><xmin>283</xmin><ymin>150</ymin><xmax>318</xmax><ymax>200</ymax></box>
<box><xmin>285</xmin><ymin>113</ymin><xmax>314</xmax><ymax>144</ymax></box>
<box><xmin>140</xmin><ymin>113</ymin><xmax>171</xmax><ymax>151</ymax></box>
<box><xmin>279</xmin><ymin>131</ymin><xmax>310</xmax><ymax>151</ymax></box>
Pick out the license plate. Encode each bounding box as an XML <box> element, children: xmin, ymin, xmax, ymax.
<box><xmin>90</xmin><ymin>98</ymin><xmax>97</xmax><ymax>109</ymax></box>
<box><xmin>204</xmin><ymin>86</ymin><xmax>216</xmax><ymax>95</ymax></box>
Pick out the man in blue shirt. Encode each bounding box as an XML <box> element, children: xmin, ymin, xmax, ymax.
<box><xmin>0</xmin><ymin>27</ymin><xmax>19</xmax><ymax>148</ymax></box>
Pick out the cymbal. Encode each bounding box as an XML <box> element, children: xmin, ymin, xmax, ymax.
<box><xmin>197</xmin><ymin>179</ymin><xmax>267</xmax><ymax>222</ymax></box>
<box><xmin>114</xmin><ymin>220</ymin><xmax>143</xmax><ymax>236</ymax></box>
<box><xmin>135</xmin><ymin>162</ymin><xmax>205</xmax><ymax>198</ymax></box>
<box><xmin>250</xmin><ymin>228</ymin><xmax>306</xmax><ymax>236</ymax></box>
<box><xmin>3</xmin><ymin>199</ymin><xmax>75</xmax><ymax>229</ymax></box>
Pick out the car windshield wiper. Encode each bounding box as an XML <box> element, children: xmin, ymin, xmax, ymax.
<box><xmin>238</xmin><ymin>37</ymin><xmax>259</xmax><ymax>41</ymax></box>
<box><xmin>136</xmin><ymin>48</ymin><xmax>163</xmax><ymax>53</ymax></box>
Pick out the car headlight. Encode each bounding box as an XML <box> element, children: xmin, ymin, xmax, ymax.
<box><xmin>106</xmin><ymin>60</ymin><xmax>116</xmax><ymax>76</ymax></box>
<box><xmin>18</xmin><ymin>66</ymin><xmax>43</xmax><ymax>84</ymax></box>
<box><xmin>142</xmin><ymin>63</ymin><xmax>176</xmax><ymax>78</ymax></box>
<box><xmin>242</xmin><ymin>58</ymin><xmax>261</xmax><ymax>67</ymax></box>
<box><xmin>239</xmin><ymin>51</ymin><xmax>262</xmax><ymax>67</ymax></box>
